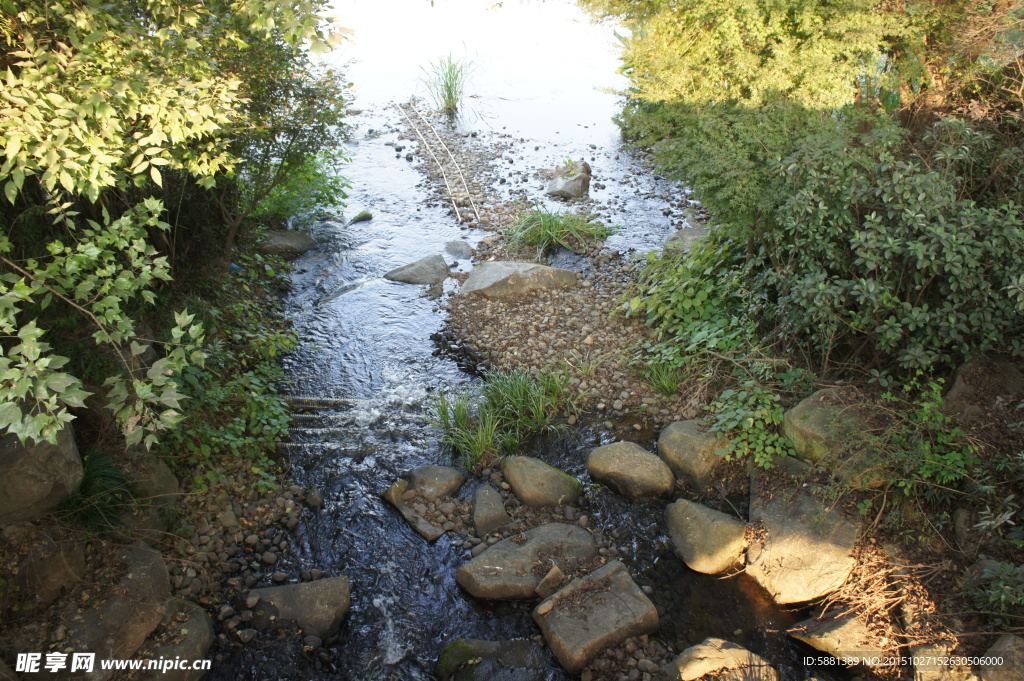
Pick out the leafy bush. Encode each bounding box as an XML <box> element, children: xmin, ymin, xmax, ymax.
<box><xmin>877</xmin><ymin>378</ymin><xmax>980</xmax><ymax>501</ymax></box>
<box><xmin>757</xmin><ymin>119</ymin><xmax>1024</xmax><ymax>371</ymax></box>
<box><xmin>968</xmin><ymin>561</ymin><xmax>1024</xmax><ymax>623</ymax></box>
<box><xmin>505</xmin><ymin>206</ymin><xmax>614</xmax><ymax>259</ymax></box>
<box><xmin>706</xmin><ymin>381</ymin><xmax>795</xmax><ymax>469</ymax></box>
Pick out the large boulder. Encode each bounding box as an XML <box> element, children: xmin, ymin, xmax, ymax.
<box><xmin>657</xmin><ymin>420</ymin><xmax>728</xmax><ymax>490</ymax></box>
<box><xmin>3</xmin><ymin>530</ymin><xmax>85</xmax><ymax>611</ymax></box>
<box><xmin>664</xmin><ymin>638</ymin><xmax>778</xmax><ymax>681</ymax></box>
<box><xmin>456</xmin><ymin>523</ymin><xmax>596</xmax><ymax>600</ymax></box>
<box><xmin>137</xmin><ymin>600</ymin><xmax>214</xmax><ymax>681</ymax></box>
<box><xmin>408</xmin><ymin>465</ymin><xmax>464</xmax><ymax>500</ymax></box>
<box><xmin>56</xmin><ymin>542</ymin><xmax>171</xmax><ymax>681</ymax></box>
<box><xmin>248</xmin><ymin>576</ymin><xmax>350</xmax><ymax>637</ymax></box>
<box><xmin>501</xmin><ymin>457</ymin><xmax>581</xmax><ymax>507</ymax></box>
<box><xmin>260</xmin><ymin>230</ymin><xmax>317</xmax><ymax>257</ymax></box>
<box><xmin>437</xmin><ymin>639</ymin><xmax>549</xmax><ymax>681</ymax></box>
<box><xmin>384</xmin><ymin>254</ymin><xmax>450</xmax><ymax>285</ymax></box>
<box><xmin>0</xmin><ymin>425</ymin><xmax>83</xmax><ymax>524</ymax></box>
<box><xmin>665</xmin><ymin>499</ymin><xmax>746</xmax><ymax>574</ymax></box>
<box><xmin>746</xmin><ymin>482</ymin><xmax>860</xmax><ymax>604</ymax></box>
<box><xmin>533</xmin><ymin>561</ymin><xmax>658</xmax><ymax>673</ymax></box>
<box><xmin>981</xmin><ymin>634</ymin><xmax>1024</xmax><ymax>681</ymax></box>
<box><xmin>587</xmin><ymin>442</ymin><xmax>674</xmax><ymax>499</ymax></box>
<box><xmin>943</xmin><ymin>357</ymin><xmax>1024</xmax><ymax>420</ymax></box>
<box><xmin>460</xmin><ymin>262</ymin><xmax>577</xmax><ymax>298</ymax></box>
<box><xmin>781</xmin><ymin>389</ymin><xmax>885</xmax><ymax>488</ymax></box>
<box><xmin>472</xmin><ymin>484</ymin><xmax>510</xmax><ymax>536</ymax></box>
<box><xmin>545</xmin><ymin>161</ymin><xmax>591</xmax><ymax>200</ymax></box>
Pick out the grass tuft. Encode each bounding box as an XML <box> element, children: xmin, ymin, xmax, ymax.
<box><xmin>505</xmin><ymin>206</ymin><xmax>614</xmax><ymax>259</ymax></box>
<box><xmin>421</xmin><ymin>55</ymin><xmax>472</xmax><ymax>119</ymax></box>
<box><xmin>431</xmin><ymin>368</ymin><xmax>577</xmax><ymax>469</ymax></box>
<box><xmin>59</xmin><ymin>450</ymin><xmax>134</xmax><ymax>530</ymax></box>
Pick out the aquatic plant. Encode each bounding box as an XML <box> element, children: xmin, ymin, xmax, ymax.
<box><xmin>505</xmin><ymin>206</ymin><xmax>614</xmax><ymax>259</ymax></box>
<box><xmin>421</xmin><ymin>55</ymin><xmax>473</xmax><ymax>119</ymax></box>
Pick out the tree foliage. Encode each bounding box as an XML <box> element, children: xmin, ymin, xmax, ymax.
<box><xmin>0</xmin><ymin>0</ymin><xmax>346</xmax><ymax>445</ymax></box>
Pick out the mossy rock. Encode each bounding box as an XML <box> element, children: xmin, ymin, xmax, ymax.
<box><xmin>437</xmin><ymin>639</ymin><xmax>548</xmax><ymax>681</ymax></box>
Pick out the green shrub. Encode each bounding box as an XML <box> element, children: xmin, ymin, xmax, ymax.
<box><xmin>757</xmin><ymin>119</ymin><xmax>1024</xmax><ymax>371</ymax></box>
<box><xmin>505</xmin><ymin>206</ymin><xmax>614</xmax><ymax>259</ymax></box>
<box><xmin>968</xmin><ymin>561</ymin><xmax>1024</xmax><ymax>624</ymax></box>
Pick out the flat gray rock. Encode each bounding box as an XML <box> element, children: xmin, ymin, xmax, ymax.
<box><xmin>533</xmin><ymin>560</ymin><xmax>658</xmax><ymax>673</ymax></box>
<box><xmin>445</xmin><ymin>240</ymin><xmax>474</xmax><ymax>259</ymax></box>
<box><xmin>657</xmin><ymin>420</ymin><xmax>727</xmax><ymax>491</ymax></box>
<box><xmin>666</xmin><ymin>499</ymin><xmax>746</xmax><ymax>574</ymax></box>
<box><xmin>746</xmin><ymin>481</ymin><xmax>860</xmax><ymax>604</ymax></box>
<box><xmin>384</xmin><ymin>254</ymin><xmax>449</xmax><ymax>285</ymax></box>
<box><xmin>461</xmin><ymin>262</ymin><xmax>577</xmax><ymax>298</ymax></box>
<box><xmin>472</xmin><ymin>484</ymin><xmax>510</xmax><ymax>536</ymax></box>
<box><xmin>408</xmin><ymin>465</ymin><xmax>464</xmax><ymax>500</ymax></box>
<box><xmin>545</xmin><ymin>161</ymin><xmax>591</xmax><ymax>200</ymax></box>
<box><xmin>981</xmin><ymin>634</ymin><xmax>1024</xmax><ymax>681</ymax></box>
<box><xmin>502</xmin><ymin>456</ymin><xmax>581</xmax><ymax>507</ymax></box>
<box><xmin>587</xmin><ymin>441</ymin><xmax>674</xmax><ymax>499</ymax></box>
<box><xmin>260</xmin><ymin>230</ymin><xmax>317</xmax><ymax>256</ymax></box>
<box><xmin>250</xmin><ymin>576</ymin><xmax>350</xmax><ymax>637</ymax></box>
<box><xmin>456</xmin><ymin>523</ymin><xmax>596</xmax><ymax>599</ymax></box>
<box><xmin>665</xmin><ymin>638</ymin><xmax>778</xmax><ymax>681</ymax></box>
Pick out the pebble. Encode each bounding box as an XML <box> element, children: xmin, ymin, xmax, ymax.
<box><xmin>303</xmin><ymin>635</ymin><xmax>323</xmax><ymax>649</ymax></box>
<box><xmin>244</xmin><ymin>534</ymin><xmax>259</xmax><ymax>546</ymax></box>
<box><xmin>237</xmin><ymin>629</ymin><xmax>257</xmax><ymax>644</ymax></box>
<box><xmin>218</xmin><ymin>605</ymin><xmax>236</xmax><ymax>620</ymax></box>
<box><xmin>261</xmin><ymin>551</ymin><xmax>277</xmax><ymax>565</ymax></box>
<box><xmin>471</xmin><ymin>544</ymin><xmax>488</xmax><ymax>557</ymax></box>
<box><xmin>578</xmin><ymin>516</ymin><xmax>589</xmax><ymax>528</ymax></box>
<box><xmin>272</xmin><ymin>572</ymin><xmax>288</xmax><ymax>583</ymax></box>
<box><xmin>536</xmin><ymin>600</ymin><xmax>553</xmax><ymax>615</ymax></box>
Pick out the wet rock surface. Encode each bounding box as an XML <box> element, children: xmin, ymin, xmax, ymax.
<box><xmin>247</xmin><ymin>575</ymin><xmax>350</xmax><ymax>638</ymax></box>
<box><xmin>384</xmin><ymin>253</ymin><xmax>450</xmax><ymax>285</ymax></box>
<box><xmin>437</xmin><ymin>638</ymin><xmax>549</xmax><ymax>681</ymax></box>
<box><xmin>472</xmin><ymin>483</ymin><xmax>511</xmax><ymax>536</ymax></box>
<box><xmin>456</xmin><ymin>522</ymin><xmax>597</xmax><ymax>599</ymax></box>
<box><xmin>260</xmin><ymin>230</ymin><xmax>318</xmax><ymax>257</ymax></box>
<box><xmin>533</xmin><ymin>560</ymin><xmax>659</xmax><ymax>673</ymax></box>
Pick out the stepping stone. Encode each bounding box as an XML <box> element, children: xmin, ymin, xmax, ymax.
<box><xmin>437</xmin><ymin>638</ymin><xmax>549</xmax><ymax>681</ymax></box>
<box><xmin>249</xmin><ymin>576</ymin><xmax>350</xmax><ymax>638</ymax></box>
<box><xmin>587</xmin><ymin>442</ymin><xmax>674</xmax><ymax>499</ymax></box>
<box><xmin>383</xmin><ymin>479</ymin><xmax>443</xmax><ymax>542</ymax></box>
<box><xmin>408</xmin><ymin>465</ymin><xmax>464</xmax><ymax>500</ymax></box>
<box><xmin>532</xmin><ymin>560</ymin><xmax>658</xmax><ymax>673</ymax></box>
<box><xmin>657</xmin><ymin>420</ymin><xmax>727</xmax><ymax>491</ymax></box>
<box><xmin>384</xmin><ymin>254</ymin><xmax>449</xmax><ymax>285</ymax></box>
<box><xmin>472</xmin><ymin>484</ymin><xmax>510</xmax><ymax>536</ymax></box>
<box><xmin>746</xmin><ymin>481</ymin><xmax>860</xmax><ymax>604</ymax></box>
<box><xmin>456</xmin><ymin>523</ymin><xmax>596</xmax><ymax>599</ymax></box>
<box><xmin>664</xmin><ymin>637</ymin><xmax>778</xmax><ymax>681</ymax></box>
<box><xmin>460</xmin><ymin>262</ymin><xmax>577</xmax><ymax>297</ymax></box>
<box><xmin>501</xmin><ymin>456</ymin><xmax>581</xmax><ymax>507</ymax></box>
<box><xmin>665</xmin><ymin>499</ymin><xmax>746</xmax><ymax>574</ymax></box>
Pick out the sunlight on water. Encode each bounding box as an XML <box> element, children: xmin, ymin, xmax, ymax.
<box><xmin>326</xmin><ymin>0</ymin><xmax>628</xmax><ymax>144</ymax></box>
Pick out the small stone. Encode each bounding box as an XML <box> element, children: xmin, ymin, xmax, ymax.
<box><xmin>224</xmin><ymin>616</ymin><xmax>241</xmax><ymax>630</ymax></box>
<box><xmin>442</xmin><ymin>521</ymin><xmax>456</xmax><ymax>531</ymax></box>
<box><xmin>261</xmin><ymin>551</ymin><xmax>277</xmax><ymax>565</ymax></box>
<box><xmin>306</xmin><ymin>487</ymin><xmax>323</xmax><ymax>511</ymax></box>
<box><xmin>642</xmin><ymin>585</ymin><xmax>653</xmax><ymax>596</ymax></box>
<box><xmin>272</xmin><ymin>572</ymin><xmax>288</xmax><ymax>583</ymax></box>
<box><xmin>219</xmin><ymin>510</ymin><xmax>239</xmax><ymax>527</ymax></box>
<box><xmin>237</xmin><ymin>629</ymin><xmax>257</xmax><ymax>643</ymax></box>
<box><xmin>303</xmin><ymin>635</ymin><xmax>323</xmax><ymax>649</ymax></box>
<box><xmin>578</xmin><ymin>516</ymin><xmax>589</xmax><ymax>528</ymax></box>
<box><xmin>218</xmin><ymin>605</ymin><xmax>236</xmax><ymax>620</ymax></box>
<box><xmin>537</xmin><ymin>600</ymin><xmax>554</xmax><ymax>615</ymax></box>
<box><xmin>245</xmin><ymin>534</ymin><xmax>259</xmax><ymax>546</ymax></box>
<box><xmin>245</xmin><ymin>591</ymin><xmax>261</xmax><ymax>608</ymax></box>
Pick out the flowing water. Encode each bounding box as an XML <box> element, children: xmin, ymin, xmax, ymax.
<box><xmin>209</xmin><ymin>1</ymin><xmax>831</xmax><ymax>679</ymax></box>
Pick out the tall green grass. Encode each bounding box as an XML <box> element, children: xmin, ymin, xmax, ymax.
<box><xmin>431</xmin><ymin>368</ymin><xmax>577</xmax><ymax>469</ymax></box>
<box><xmin>505</xmin><ymin>206</ymin><xmax>615</xmax><ymax>259</ymax></box>
<box><xmin>59</xmin><ymin>450</ymin><xmax>134</xmax><ymax>530</ymax></box>
<box><xmin>421</xmin><ymin>55</ymin><xmax>472</xmax><ymax>119</ymax></box>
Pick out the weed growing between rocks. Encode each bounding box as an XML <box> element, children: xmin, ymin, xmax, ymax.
<box><xmin>431</xmin><ymin>368</ymin><xmax>578</xmax><ymax>469</ymax></box>
<box><xmin>57</xmin><ymin>450</ymin><xmax>133</xmax><ymax>530</ymax></box>
<box><xmin>505</xmin><ymin>206</ymin><xmax>615</xmax><ymax>259</ymax></box>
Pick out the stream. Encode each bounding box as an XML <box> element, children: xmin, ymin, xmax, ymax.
<box><xmin>209</xmin><ymin>1</ymin><xmax>821</xmax><ymax>679</ymax></box>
